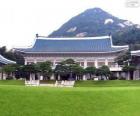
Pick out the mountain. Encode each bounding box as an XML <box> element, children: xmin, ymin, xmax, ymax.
<box><xmin>113</xmin><ymin>27</ymin><xmax>140</xmax><ymax>50</ymax></box>
<box><xmin>49</xmin><ymin>8</ymin><xmax>139</xmax><ymax>37</ymax></box>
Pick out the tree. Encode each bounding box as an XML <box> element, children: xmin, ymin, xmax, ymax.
<box><xmin>123</xmin><ymin>65</ymin><xmax>136</xmax><ymax>80</ymax></box>
<box><xmin>96</xmin><ymin>65</ymin><xmax>111</xmax><ymax>80</ymax></box>
<box><xmin>0</xmin><ymin>46</ymin><xmax>6</xmax><ymax>55</ymax></box>
<box><xmin>64</xmin><ymin>59</ymin><xmax>84</xmax><ymax>80</ymax></box>
<box><xmin>113</xmin><ymin>27</ymin><xmax>140</xmax><ymax>50</ymax></box>
<box><xmin>22</xmin><ymin>64</ymin><xmax>39</xmax><ymax>80</ymax></box>
<box><xmin>67</xmin><ymin>64</ymin><xmax>84</xmax><ymax>80</ymax></box>
<box><xmin>54</xmin><ymin>62</ymin><xmax>69</xmax><ymax>80</ymax></box>
<box><xmin>115</xmin><ymin>51</ymin><xmax>131</xmax><ymax>65</ymax></box>
<box><xmin>38</xmin><ymin>61</ymin><xmax>52</xmax><ymax>80</ymax></box>
<box><xmin>0</xmin><ymin>67</ymin><xmax>3</xmax><ymax>80</ymax></box>
<box><xmin>85</xmin><ymin>67</ymin><xmax>96</xmax><ymax>80</ymax></box>
<box><xmin>0</xmin><ymin>46</ymin><xmax>24</xmax><ymax>65</ymax></box>
<box><xmin>73</xmin><ymin>65</ymin><xmax>84</xmax><ymax>80</ymax></box>
<box><xmin>61</xmin><ymin>59</ymin><xmax>77</xmax><ymax>80</ymax></box>
<box><xmin>115</xmin><ymin>50</ymin><xmax>136</xmax><ymax>80</ymax></box>
<box><xmin>2</xmin><ymin>64</ymin><xmax>17</xmax><ymax>79</ymax></box>
<box><xmin>54</xmin><ymin>59</ymin><xmax>83</xmax><ymax>80</ymax></box>
<box><xmin>14</xmin><ymin>65</ymin><xmax>24</xmax><ymax>79</ymax></box>
<box><xmin>63</xmin><ymin>59</ymin><xmax>76</xmax><ymax>65</ymax></box>
<box><xmin>5</xmin><ymin>51</ymin><xmax>24</xmax><ymax>65</ymax></box>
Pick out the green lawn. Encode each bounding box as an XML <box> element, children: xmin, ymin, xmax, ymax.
<box><xmin>0</xmin><ymin>85</ymin><xmax>140</xmax><ymax>116</ymax></box>
<box><xmin>0</xmin><ymin>80</ymin><xmax>24</xmax><ymax>85</ymax></box>
<box><xmin>75</xmin><ymin>80</ymin><xmax>140</xmax><ymax>87</ymax></box>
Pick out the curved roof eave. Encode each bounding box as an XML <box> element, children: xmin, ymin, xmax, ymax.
<box><xmin>14</xmin><ymin>35</ymin><xmax>129</xmax><ymax>54</ymax></box>
<box><xmin>0</xmin><ymin>55</ymin><xmax>16</xmax><ymax>64</ymax></box>
<box><xmin>16</xmin><ymin>48</ymin><xmax>128</xmax><ymax>54</ymax></box>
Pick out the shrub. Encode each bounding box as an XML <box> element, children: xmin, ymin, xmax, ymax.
<box><xmin>119</xmin><ymin>77</ymin><xmax>126</xmax><ymax>80</ymax></box>
<box><xmin>109</xmin><ymin>76</ymin><xmax>118</xmax><ymax>80</ymax></box>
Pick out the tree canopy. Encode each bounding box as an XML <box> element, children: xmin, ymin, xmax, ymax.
<box><xmin>0</xmin><ymin>46</ymin><xmax>24</xmax><ymax>65</ymax></box>
<box><xmin>115</xmin><ymin>51</ymin><xmax>131</xmax><ymax>65</ymax></box>
<box><xmin>96</xmin><ymin>65</ymin><xmax>111</xmax><ymax>79</ymax></box>
<box><xmin>38</xmin><ymin>61</ymin><xmax>52</xmax><ymax>80</ymax></box>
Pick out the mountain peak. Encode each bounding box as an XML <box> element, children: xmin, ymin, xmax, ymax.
<box><xmin>81</xmin><ymin>7</ymin><xmax>110</xmax><ymax>17</ymax></box>
<box><xmin>49</xmin><ymin>8</ymin><xmax>136</xmax><ymax>37</ymax></box>
<box><xmin>85</xmin><ymin>7</ymin><xmax>105</xmax><ymax>13</ymax></box>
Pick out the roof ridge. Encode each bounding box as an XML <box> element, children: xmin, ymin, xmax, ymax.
<box><xmin>36</xmin><ymin>35</ymin><xmax>110</xmax><ymax>40</ymax></box>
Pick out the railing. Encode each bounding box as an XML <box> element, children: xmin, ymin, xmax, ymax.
<box><xmin>25</xmin><ymin>80</ymin><xmax>40</xmax><ymax>86</ymax></box>
<box><xmin>55</xmin><ymin>80</ymin><xmax>75</xmax><ymax>87</ymax></box>
<box><xmin>110</xmin><ymin>66</ymin><xmax>122</xmax><ymax>71</ymax></box>
<box><xmin>25</xmin><ymin>80</ymin><xmax>75</xmax><ymax>87</ymax></box>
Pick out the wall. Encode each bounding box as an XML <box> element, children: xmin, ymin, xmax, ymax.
<box><xmin>24</xmin><ymin>52</ymin><xmax>122</xmax><ymax>71</ymax></box>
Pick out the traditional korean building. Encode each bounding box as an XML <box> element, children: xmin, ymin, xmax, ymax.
<box><xmin>15</xmin><ymin>35</ymin><xmax>128</xmax><ymax>80</ymax></box>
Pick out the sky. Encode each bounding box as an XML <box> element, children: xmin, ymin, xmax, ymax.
<box><xmin>0</xmin><ymin>0</ymin><xmax>140</xmax><ymax>49</ymax></box>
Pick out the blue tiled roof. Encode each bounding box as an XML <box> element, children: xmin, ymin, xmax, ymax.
<box><xmin>0</xmin><ymin>55</ymin><xmax>16</xmax><ymax>64</ymax></box>
<box><xmin>131</xmin><ymin>50</ymin><xmax>140</xmax><ymax>56</ymax></box>
<box><xmin>16</xmin><ymin>36</ymin><xmax>128</xmax><ymax>53</ymax></box>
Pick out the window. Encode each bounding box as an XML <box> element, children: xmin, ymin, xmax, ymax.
<box><xmin>98</xmin><ymin>62</ymin><xmax>105</xmax><ymax>67</ymax></box>
<box><xmin>87</xmin><ymin>62</ymin><xmax>95</xmax><ymax>67</ymax></box>
<box><xmin>108</xmin><ymin>62</ymin><xmax>116</xmax><ymax>67</ymax></box>
<box><xmin>80</xmin><ymin>62</ymin><xmax>84</xmax><ymax>67</ymax></box>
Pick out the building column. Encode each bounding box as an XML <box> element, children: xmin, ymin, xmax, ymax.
<box><xmin>25</xmin><ymin>59</ymin><xmax>27</xmax><ymax>65</ymax></box>
<box><xmin>3</xmin><ymin>73</ymin><xmax>6</xmax><ymax>80</ymax></box>
<box><xmin>75</xmin><ymin>75</ymin><xmax>77</xmax><ymax>80</ymax></box>
<box><xmin>0</xmin><ymin>73</ymin><xmax>2</xmax><ymax>80</ymax></box>
<box><xmin>126</xmin><ymin>72</ymin><xmax>130</xmax><ymax>80</ymax></box>
<box><xmin>83</xmin><ymin>75</ymin><xmax>87</xmax><ymax>80</ymax></box>
<box><xmin>105</xmin><ymin>59</ymin><xmax>108</xmax><ymax>66</ymax></box>
<box><xmin>84</xmin><ymin>59</ymin><xmax>87</xmax><ymax>68</ymax></box>
<box><xmin>50</xmin><ymin>74</ymin><xmax>55</xmax><ymax>80</ymax></box>
<box><xmin>53</xmin><ymin>60</ymin><xmax>56</xmax><ymax>66</ymax></box>
<box><xmin>34</xmin><ymin>59</ymin><xmax>37</xmax><ymax>64</ymax></box>
<box><xmin>53</xmin><ymin>59</ymin><xmax>56</xmax><ymax>68</ymax></box>
<box><xmin>58</xmin><ymin>75</ymin><xmax>61</xmax><ymax>80</ymax></box>
<box><xmin>116</xmin><ymin>72</ymin><xmax>119</xmax><ymax>78</ymax></box>
<box><xmin>115</xmin><ymin>63</ymin><xmax>119</xmax><ymax>68</ymax></box>
<box><xmin>95</xmin><ymin>59</ymin><xmax>98</xmax><ymax>68</ymax></box>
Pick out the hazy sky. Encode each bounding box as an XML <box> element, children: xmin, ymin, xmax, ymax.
<box><xmin>0</xmin><ymin>0</ymin><xmax>140</xmax><ymax>49</ymax></box>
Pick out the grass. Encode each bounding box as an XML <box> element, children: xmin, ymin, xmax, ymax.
<box><xmin>0</xmin><ymin>85</ymin><xmax>140</xmax><ymax>116</ymax></box>
<box><xmin>1</xmin><ymin>80</ymin><xmax>140</xmax><ymax>116</ymax></box>
<box><xmin>75</xmin><ymin>80</ymin><xmax>140</xmax><ymax>87</ymax></box>
<box><xmin>40</xmin><ymin>80</ymin><xmax>55</xmax><ymax>84</ymax></box>
<box><xmin>0</xmin><ymin>80</ymin><xmax>24</xmax><ymax>85</ymax></box>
